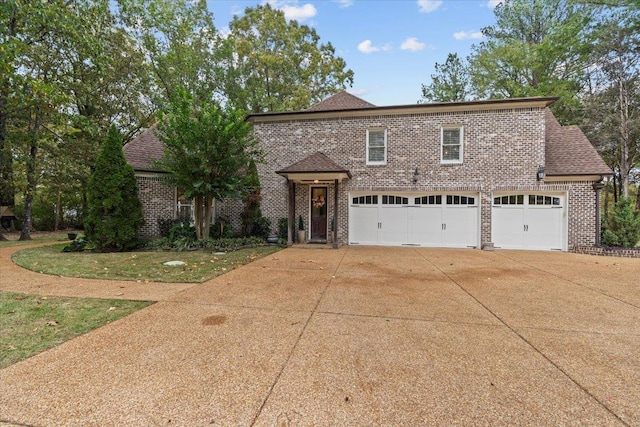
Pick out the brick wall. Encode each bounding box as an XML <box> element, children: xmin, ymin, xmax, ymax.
<box><xmin>220</xmin><ymin>107</ymin><xmax>598</xmax><ymax>248</ymax></box>
<box><xmin>136</xmin><ymin>174</ymin><xmax>175</xmax><ymax>239</ymax></box>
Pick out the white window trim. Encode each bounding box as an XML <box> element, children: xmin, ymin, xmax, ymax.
<box><xmin>366</xmin><ymin>128</ymin><xmax>387</xmax><ymax>165</ymax></box>
<box><xmin>441</xmin><ymin>125</ymin><xmax>463</xmax><ymax>164</ymax></box>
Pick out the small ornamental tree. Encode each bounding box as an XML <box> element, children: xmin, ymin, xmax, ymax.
<box><xmin>240</xmin><ymin>159</ymin><xmax>264</xmax><ymax>237</ymax></box>
<box><xmin>602</xmin><ymin>197</ymin><xmax>640</xmax><ymax>247</ymax></box>
<box><xmin>156</xmin><ymin>88</ymin><xmax>261</xmax><ymax>240</ymax></box>
<box><xmin>85</xmin><ymin>125</ymin><xmax>143</xmax><ymax>251</ymax></box>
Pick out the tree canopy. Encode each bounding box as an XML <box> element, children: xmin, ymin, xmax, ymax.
<box><xmin>224</xmin><ymin>4</ymin><xmax>354</xmax><ymax>113</ymax></box>
<box><xmin>156</xmin><ymin>88</ymin><xmax>261</xmax><ymax>240</ymax></box>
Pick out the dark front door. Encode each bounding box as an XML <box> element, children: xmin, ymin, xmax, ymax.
<box><xmin>310</xmin><ymin>187</ymin><xmax>328</xmax><ymax>241</ymax></box>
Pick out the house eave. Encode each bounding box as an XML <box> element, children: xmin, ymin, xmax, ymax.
<box><xmin>276</xmin><ymin>171</ymin><xmax>352</xmax><ymax>183</ymax></box>
<box><xmin>545</xmin><ymin>174</ymin><xmax>610</xmax><ymax>182</ymax></box>
<box><xmin>248</xmin><ymin>97</ymin><xmax>558</xmax><ymax>123</ymax></box>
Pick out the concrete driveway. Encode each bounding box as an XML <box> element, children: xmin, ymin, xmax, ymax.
<box><xmin>1</xmin><ymin>246</ymin><xmax>639</xmax><ymax>426</ymax></box>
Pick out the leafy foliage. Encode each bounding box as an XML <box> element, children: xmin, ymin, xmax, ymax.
<box><xmin>84</xmin><ymin>126</ymin><xmax>143</xmax><ymax>251</ymax></box>
<box><xmin>224</xmin><ymin>4</ymin><xmax>354</xmax><ymax>112</ymax></box>
<box><xmin>156</xmin><ymin>87</ymin><xmax>261</xmax><ymax>240</ymax></box>
<box><xmin>468</xmin><ymin>0</ymin><xmax>593</xmax><ymax>123</ymax></box>
<box><xmin>278</xmin><ymin>217</ymin><xmax>288</xmax><ymax>240</ymax></box>
<box><xmin>62</xmin><ymin>236</ymin><xmax>90</xmax><ymax>253</ymax></box>
<box><xmin>420</xmin><ymin>53</ymin><xmax>471</xmax><ymax>102</ymax></box>
<box><xmin>144</xmin><ymin>236</ymin><xmax>272</xmax><ymax>252</ymax></box>
<box><xmin>602</xmin><ymin>197</ymin><xmax>640</xmax><ymax>247</ymax></box>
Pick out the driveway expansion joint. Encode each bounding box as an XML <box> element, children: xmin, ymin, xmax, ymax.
<box><xmin>416</xmin><ymin>248</ymin><xmax>631</xmax><ymax>427</ymax></box>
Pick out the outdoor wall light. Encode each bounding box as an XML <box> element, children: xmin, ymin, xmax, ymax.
<box><xmin>413</xmin><ymin>167</ymin><xmax>420</xmax><ymax>184</ymax></box>
<box><xmin>537</xmin><ymin>165</ymin><xmax>545</xmax><ymax>181</ymax></box>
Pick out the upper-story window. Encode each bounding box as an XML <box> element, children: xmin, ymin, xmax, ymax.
<box><xmin>441</xmin><ymin>125</ymin><xmax>463</xmax><ymax>164</ymax></box>
<box><xmin>366</xmin><ymin>128</ymin><xmax>387</xmax><ymax>165</ymax></box>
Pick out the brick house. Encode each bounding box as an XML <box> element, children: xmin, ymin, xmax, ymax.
<box><xmin>124</xmin><ymin>91</ymin><xmax>611</xmax><ymax>251</ymax></box>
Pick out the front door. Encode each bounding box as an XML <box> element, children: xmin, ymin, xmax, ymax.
<box><xmin>310</xmin><ymin>187</ymin><xmax>328</xmax><ymax>241</ymax></box>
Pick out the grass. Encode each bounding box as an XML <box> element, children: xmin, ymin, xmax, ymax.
<box><xmin>0</xmin><ymin>292</ymin><xmax>152</xmax><ymax>369</ymax></box>
<box><xmin>0</xmin><ymin>231</ymin><xmax>70</xmax><ymax>248</ymax></box>
<box><xmin>12</xmin><ymin>244</ymin><xmax>282</xmax><ymax>283</ymax></box>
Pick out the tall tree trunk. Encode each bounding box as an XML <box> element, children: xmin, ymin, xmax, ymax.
<box><xmin>19</xmin><ymin>105</ymin><xmax>43</xmax><ymax>241</ymax></box>
<box><xmin>612</xmin><ymin>172</ymin><xmax>618</xmax><ymax>204</ymax></box>
<box><xmin>55</xmin><ymin>186</ymin><xmax>63</xmax><ymax>231</ymax></box>
<box><xmin>193</xmin><ymin>195</ymin><xmax>203</xmax><ymax>240</ymax></box>
<box><xmin>202</xmin><ymin>195</ymin><xmax>213</xmax><ymax>240</ymax></box>
<box><xmin>618</xmin><ymin>76</ymin><xmax>631</xmax><ymax>197</ymax></box>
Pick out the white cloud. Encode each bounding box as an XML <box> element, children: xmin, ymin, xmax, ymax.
<box><xmin>400</xmin><ymin>37</ymin><xmax>426</xmax><ymax>52</ymax></box>
<box><xmin>333</xmin><ymin>0</ymin><xmax>354</xmax><ymax>7</ymax></box>
<box><xmin>487</xmin><ymin>0</ymin><xmax>503</xmax><ymax>8</ymax></box>
<box><xmin>417</xmin><ymin>0</ymin><xmax>442</xmax><ymax>13</ymax></box>
<box><xmin>453</xmin><ymin>30</ymin><xmax>484</xmax><ymax>40</ymax></box>
<box><xmin>358</xmin><ymin>40</ymin><xmax>378</xmax><ymax>53</ymax></box>
<box><xmin>357</xmin><ymin>40</ymin><xmax>392</xmax><ymax>54</ymax></box>
<box><xmin>263</xmin><ymin>1</ymin><xmax>317</xmax><ymax>22</ymax></box>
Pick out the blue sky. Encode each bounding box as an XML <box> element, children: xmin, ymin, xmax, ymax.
<box><xmin>206</xmin><ymin>0</ymin><xmax>500</xmax><ymax>106</ymax></box>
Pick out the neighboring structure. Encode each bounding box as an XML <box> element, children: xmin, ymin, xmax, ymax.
<box><xmin>124</xmin><ymin>91</ymin><xmax>612</xmax><ymax>250</ymax></box>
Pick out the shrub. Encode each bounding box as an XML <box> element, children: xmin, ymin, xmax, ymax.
<box><xmin>63</xmin><ymin>236</ymin><xmax>90</xmax><ymax>252</ymax></box>
<box><xmin>157</xmin><ymin>218</ymin><xmax>178</xmax><ymax>238</ymax></box>
<box><xmin>168</xmin><ymin>221</ymin><xmax>196</xmax><ymax>241</ymax></box>
<box><xmin>602</xmin><ymin>197</ymin><xmax>640</xmax><ymax>247</ymax></box>
<box><xmin>84</xmin><ymin>125</ymin><xmax>144</xmax><ymax>252</ymax></box>
<box><xmin>144</xmin><ymin>236</ymin><xmax>273</xmax><ymax>252</ymax></box>
<box><xmin>251</xmin><ymin>216</ymin><xmax>271</xmax><ymax>238</ymax></box>
<box><xmin>278</xmin><ymin>217</ymin><xmax>288</xmax><ymax>239</ymax></box>
<box><xmin>210</xmin><ymin>221</ymin><xmax>234</xmax><ymax>239</ymax></box>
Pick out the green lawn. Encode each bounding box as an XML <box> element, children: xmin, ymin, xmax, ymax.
<box><xmin>0</xmin><ymin>292</ymin><xmax>152</xmax><ymax>369</ymax></box>
<box><xmin>0</xmin><ymin>232</ymin><xmax>70</xmax><ymax>248</ymax></box>
<box><xmin>12</xmin><ymin>244</ymin><xmax>282</xmax><ymax>283</ymax></box>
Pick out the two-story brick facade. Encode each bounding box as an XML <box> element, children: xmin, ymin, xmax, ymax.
<box><xmin>125</xmin><ymin>92</ymin><xmax>611</xmax><ymax>251</ymax></box>
<box><xmin>244</xmin><ymin>92</ymin><xmax>611</xmax><ymax>250</ymax></box>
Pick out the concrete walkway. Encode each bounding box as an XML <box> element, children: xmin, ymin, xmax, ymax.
<box><xmin>1</xmin><ymin>244</ymin><xmax>639</xmax><ymax>426</ymax></box>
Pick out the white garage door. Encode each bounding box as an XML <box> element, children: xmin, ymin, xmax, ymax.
<box><xmin>492</xmin><ymin>194</ymin><xmax>566</xmax><ymax>251</ymax></box>
<box><xmin>349</xmin><ymin>194</ymin><xmax>479</xmax><ymax>248</ymax></box>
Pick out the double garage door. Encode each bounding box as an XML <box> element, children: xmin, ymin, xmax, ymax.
<box><xmin>349</xmin><ymin>193</ymin><xmax>479</xmax><ymax>248</ymax></box>
<box><xmin>492</xmin><ymin>194</ymin><xmax>566</xmax><ymax>251</ymax></box>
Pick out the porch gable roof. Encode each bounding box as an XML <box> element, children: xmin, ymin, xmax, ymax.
<box><xmin>276</xmin><ymin>152</ymin><xmax>352</xmax><ymax>183</ymax></box>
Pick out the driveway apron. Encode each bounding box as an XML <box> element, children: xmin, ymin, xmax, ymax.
<box><xmin>1</xmin><ymin>245</ymin><xmax>639</xmax><ymax>426</ymax></box>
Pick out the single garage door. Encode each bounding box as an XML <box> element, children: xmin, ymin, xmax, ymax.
<box><xmin>349</xmin><ymin>193</ymin><xmax>479</xmax><ymax>248</ymax></box>
<box><xmin>492</xmin><ymin>194</ymin><xmax>566</xmax><ymax>251</ymax></box>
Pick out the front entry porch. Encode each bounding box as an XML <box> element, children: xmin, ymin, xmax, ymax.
<box><xmin>276</xmin><ymin>152</ymin><xmax>351</xmax><ymax>249</ymax></box>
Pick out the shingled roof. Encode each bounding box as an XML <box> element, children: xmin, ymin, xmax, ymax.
<box><xmin>544</xmin><ymin>109</ymin><xmax>612</xmax><ymax>177</ymax></box>
<box><xmin>305</xmin><ymin>90</ymin><xmax>376</xmax><ymax>112</ymax></box>
<box><xmin>277</xmin><ymin>152</ymin><xmax>351</xmax><ymax>176</ymax></box>
<box><xmin>123</xmin><ymin>126</ymin><xmax>165</xmax><ymax>172</ymax></box>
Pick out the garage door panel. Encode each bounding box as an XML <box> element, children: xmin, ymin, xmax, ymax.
<box><xmin>379</xmin><ymin>206</ymin><xmax>408</xmax><ymax>245</ymax></box>
<box><xmin>349</xmin><ymin>193</ymin><xmax>479</xmax><ymax>248</ymax></box>
<box><xmin>350</xmin><ymin>206</ymin><xmax>379</xmax><ymax>245</ymax></box>
<box><xmin>443</xmin><ymin>207</ymin><xmax>478</xmax><ymax>247</ymax></box>
<box><xmin>526</xmin><ymin>207</ymin><xmax>564</xmax><ymax>250</ymax></box>
<box><xmin>492</xmin><ymin>207</ymin><xmax>525</xmax><ymax>249</ymax></box>
<box><xmin>492</xmin><ymin>194</ymin><xmax>565</xmax><ymax>251</ymax></box>
<box><xmin>407</xmin><ymin>207</ymin><xmax>442</xmax><ymax>246</ymax></box>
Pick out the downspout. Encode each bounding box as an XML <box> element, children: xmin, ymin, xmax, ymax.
<box><xmin>592</xmin><ymin>179</ymin><xmax>605</xmax><ymax>247</ymax></box>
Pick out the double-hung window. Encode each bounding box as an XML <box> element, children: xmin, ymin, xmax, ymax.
<box><xmin>366</xmin><ymin>128</ymin><xmax>387</xmax><ymax>165</ymax></box>
<box><xmin>441</xmin><ymin>125</ymin><xmax>463</xmax><ymax>164</ymax></box>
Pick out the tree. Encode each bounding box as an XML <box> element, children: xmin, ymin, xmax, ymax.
<box><xmin>602</xmin><ymin>197</ymin><xmax>640</xmax><ymax>247</ymax></box>
<box><xmin>468</xmin><ymin>0</ymin><xmax>593</xmax><ymax>123</ymax></box>
<box><xmin>582</xmin><ymin>9</ymin><xmax>640</xmax><ymax>199</ymax></box>
<box><xmin>224</xmin><ymin>4</ymin><xmax>354</xmax><ymax>112</ymax></box>
<box><xmin>156</xmin><ymin>88</ymin><xmax>262</xmax><ymax>240</ymax></box>
<box><xmin>419</xmin><ymin>53</ymin><xmax>472</xmax><ymax>103</ymax></box>
<box><xmin>85</xmin><ymin>125</ymin><xmax>143</xmax><ymax>251</ymax></box>
<box><xmin>116</xmin><ymin>0</ymin><xmax>222</xmax><ymax>107</ymax></box>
